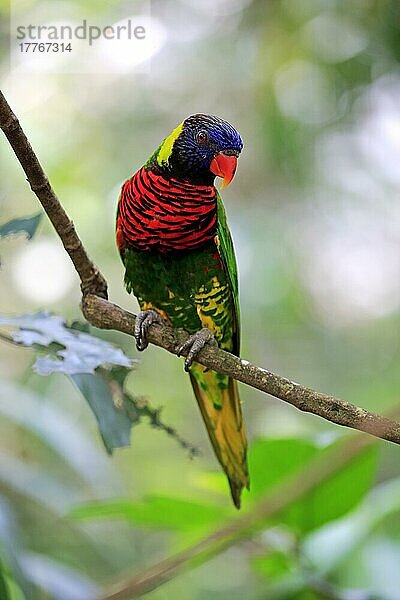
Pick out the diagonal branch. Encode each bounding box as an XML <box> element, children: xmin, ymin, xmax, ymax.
<box><xmin>1</xmin><ymin>87</ymin><xmax>400</xmax><ymax>447</ymax></box>
<box><xmin>99</xmin><ymin>428</ymin><xmax>375</xmax><ymax>599</ymax></box>
<box><xmin>82</xmin><ymin>294</ymin><xmax>400</xmax><ymax>445</ymax></box>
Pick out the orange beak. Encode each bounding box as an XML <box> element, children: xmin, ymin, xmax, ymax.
<box><xmin>210</xmin><ymin>152</ymin><xmax>238</xmax><ymax>189</ymax></box>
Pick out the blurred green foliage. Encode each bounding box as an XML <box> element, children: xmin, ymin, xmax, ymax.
<box><xmin>71</xmin><ymin>438</ymin><xmax>377</xmax><ymax>539</ymax></box>
<box><xmin>1</xmin><ymin>0</ymin><xmax>400</xmax><ymax>598</ymax></box>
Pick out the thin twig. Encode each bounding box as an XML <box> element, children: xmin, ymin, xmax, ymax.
<box><xmin>99</xmin><ymin>430</ymin><xmax>373</xmax><ymax>599</ymax></box>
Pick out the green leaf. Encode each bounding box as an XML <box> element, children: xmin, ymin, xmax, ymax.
<box><xmin>248</xmin><ymin>439</ymin><xmax>317</xmax><ymax>499</ymax></box>
<box><xmin>282</xmin><ymin>444</ymin><xmax>377</xmax><ymax>533</ymax></box>
<box><xmin>71</xmin><ymin>495</ymin><xmax>228</xmax><ymax>532</ymax></box>
<box><xmin>0</xmin><ymin>312</ymin><xmax>133</xmax><ymax>375</ymax></box>
<box><xmin>0</xmin><ymin>213</ymin><xmax>42</xmax><ymax>240</ymax></box>
<box><xmin>0</xmin><ymin>562</ymin><xmax>11</xmax><ymax>600</ymax></box>
<box><xmin>252</xmin><ymin>551</ymin><xmax>295</xmax><ymax>580</ymax></box>
<box><xmin>246</xmin><ymin>438</ymin><xmax>377</xmax><ymax>533</ymax></box>
<box><xmin>304</xmin><ymin>477</ymin><xmax>400</xmax><ymax>575</ymax></box>
<box><xmin>0</xmin><ymin>568</ymin><xmax>25</xmax><ymax>600</ymax></box>
<box><xmin>6</xmin><ymin>579</ymin><xmax>25</xmax><ymax>600</ymax></box>
<box><xmin>71</xmin><ymin>373</ymin><xmax>139</xmax><ymax>454</ymax></box>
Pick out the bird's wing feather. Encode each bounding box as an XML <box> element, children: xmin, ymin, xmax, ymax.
<box><xmin>215</xmin><ymin>191</ymin><xmax>240</xmax><ymax>355</ymax></box>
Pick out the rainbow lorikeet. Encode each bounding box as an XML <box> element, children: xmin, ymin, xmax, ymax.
<box><xmin>116</xmin><ymin>114</ymin><xmax>249</xmax><ymax>508</ymax></box>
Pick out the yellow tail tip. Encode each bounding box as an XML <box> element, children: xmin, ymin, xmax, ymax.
<box><xmin>229</xmin><ymin>476</ymin><xmax>250</xmax><ymax>510</ymax></box>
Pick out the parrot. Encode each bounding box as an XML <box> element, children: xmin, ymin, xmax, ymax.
<box><xmin>116</xmin><ymin>114</ymin><xmax>249</xmax><ymax>508</ymax></box>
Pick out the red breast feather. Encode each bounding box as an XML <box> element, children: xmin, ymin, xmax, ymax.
<box><xmin>117</xmin><ymin>167</ymin><xmax>217</xmax><ymax>253</ymax></box>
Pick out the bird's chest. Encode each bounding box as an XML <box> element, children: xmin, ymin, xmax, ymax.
<box><xmin>123</xmin><ymin>243</ymin><xmax>228</xmax><ymax>334</ymax></box>
<box><xmin>123</xmin><ymin>242</ymin><xmax>224</xmax><ymax>301</ymax></box>
<box><xmin>117</xmin><ymin>168</ymin><xmax>218</xmax><ymax>253</ymax></box>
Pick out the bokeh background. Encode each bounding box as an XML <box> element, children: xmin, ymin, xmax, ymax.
<box><xmin>0</xmin><ymin>0</ymin><xmax>400</xmax><ymax>598</ymax></box>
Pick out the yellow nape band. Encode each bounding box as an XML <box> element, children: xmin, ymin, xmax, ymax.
<box><xmin>157</xmin><ymin>121</ymin><xmax>184</xmax><ymax>166</ymax></box>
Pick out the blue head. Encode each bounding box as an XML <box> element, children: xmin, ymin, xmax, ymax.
<box><xmin>156</xmin><ymin>114</ymin><xmax>244</xmax><ymax>186</ymax></box>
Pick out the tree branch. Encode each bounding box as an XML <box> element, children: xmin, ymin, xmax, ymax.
<box><xmin>82</xmin><ymin>294</ymin><xmax>400</xmax><ymax>445</ymax></box>
<box><xmin>1</xmin><ymin>87</ymin><xmax>400</xmax><ymax>446</ymax></box>
<box><xmin>99</xmin><ymin>430</ymin><xmax>374</xmax><ymax>599</ymax></box>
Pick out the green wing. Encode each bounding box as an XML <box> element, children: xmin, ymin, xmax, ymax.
<box><xmin>216</xmin><ymin>191</ymin><xmax>240</xmax><ymax>355</ymax></box>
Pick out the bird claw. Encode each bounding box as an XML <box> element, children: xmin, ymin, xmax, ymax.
<box><xmin>177</xmin><ymin>328</ymin><xmax>216</xmax><ymax>372</ymax></box>
<box><xmin>134</xmin><ymin>310</ymin><xmax>163</xmax><ymax>352</ymax></box>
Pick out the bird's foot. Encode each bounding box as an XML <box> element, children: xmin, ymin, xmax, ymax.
<box><xmin>134</xmin><ymin>309</ymin><xmax>164</xmax><ymax>352</ymax></box>
<box><xmin>177</xmin><ymin>328</ymin><xmax>217</xmax><ymax>372</ymax></box>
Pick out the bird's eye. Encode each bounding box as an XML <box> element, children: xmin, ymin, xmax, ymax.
<box><xmin>197</xmin><ymin>130</ymin><xmax>208</xmax><ymax>144</ymax></box>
